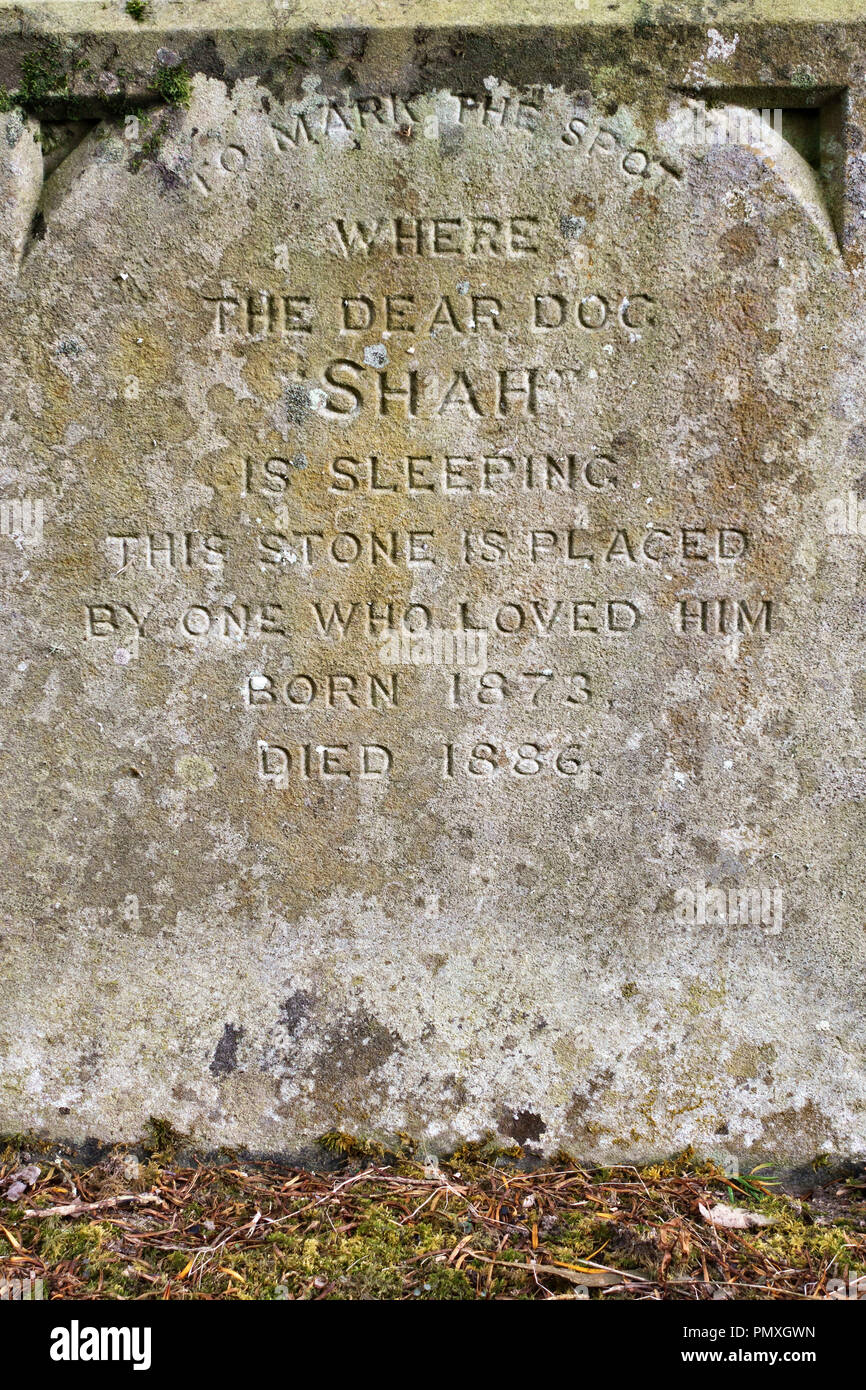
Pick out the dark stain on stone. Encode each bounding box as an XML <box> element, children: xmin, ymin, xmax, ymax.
<box><xmin>717</xmin><ymin>223</ymin><xmax>761</xmax><ymax>269</ymax></box>
<box><xmin>210</xmin><ymin>1022</ymin><xmax>242</xmax><ymax>1077</ymax></box>
<box><xmin>284</xmin><ymin>381</ymin><xmax>311</xmax><ymax>425</ymax></box>
<box><xmin>423</xmin><ymin>952</ymin><xmax>448</xmax><ymax>975</ymax></box>
<box><xmin>500</xmin><ymin>1107</ymin><xmax>547</xmax><ymax>1145</ymax></box>
<box><xmin>185</xmin><ymin>36</ymin><xmax>227</xmax><ymax>82</ymax></box>
<box><xmin>279</xmin><ymin>990</ymin><xmax>313</xmax><ymax>1035</ymax></box>
<box><xmin>172</xmin><ymin>1082</ymin><xmax>200</xmax><ymax>1103</ymax></box>
<box><xmin>77</xmin><ymin>1038</ymin><xmax>102</xmax><ymax>1086</ymax></box>
<box><xmin>566</xmin><ymin>1067</ymin><xmax>616</xmax><ymax>1140</ymax></box>
<box><xmin>438</xmin><ymin>120</ymin><xmax>464</xmax><ymax>157</ymax></box>
<box><xmin>266</xmin><ymin>991</ymin><xmax>401</xmax><ymax>1087</ymax></box>
<box><xmin>318</xmin><ymin>1010</ymin><xmax>400</xmax><ymax>1083</ymax></box>
<box><xmin>754</xmin><ymin>1100</ymin><xmax>835</xmax><ymax>1158</ymax></box>
<box><xmin>441</xmin><ymin>1072</ymin><xmax>469</xmax><ymax>1108</ymax></box>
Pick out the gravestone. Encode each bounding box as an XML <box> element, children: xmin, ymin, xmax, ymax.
<box><xmin>1</xmin><ymin>1</ymin><xmax>865</xmax><ymax>1163</ymax></box>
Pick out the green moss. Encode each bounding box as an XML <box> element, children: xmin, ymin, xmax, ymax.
<box><xmin>39</xmin><ymin>1219</ymin><xmax>115</xmax><ymax>1267</ymax></box>
<box><xmin>153</xmin><ymin>62</ymin><xmax>192</xmax><ymax>109</ymax></box>
<box><xmin>125</xmin><ymin>0</ymin><xmax>149</xmax><ymax>19</ymax></box>
<box><xmin>0</xmin><ymin>1133</ymin><xmax>55</xmax><ymax>1163</ymax></box>
<box><xmin>18</xmin><ymin>44</ymin><xmax>68</xmax><ymax>108</ymax></box>
<box><xmin>318</xmin><ymin>1130</ymin><xmax>386</xmax><ymax>1162</ymax></box>
<box><xmin>547</xmin><ymin>1211</ymin><xmax>617</xmax><ymax>1261</ymax></box>
<box><xmin>312</xmin><ymin>30</ymin><xmax>337</xmax><ymax>58</ymax></box>
<box><xmin>34</xmin><ymin>1219</ymin><xmax>138</xmax><ymax>1297</ymax></box>
<box><xmin>744</xmin><ymin>1194</ymin><xmax>866</xmax><ymax>1273</ymax></box>
<box><xmin>143</xmin><ymin>1115</ymin><xmax>187</xmax><ymax>1161</ymax></box>
<box><xmin>637</xmin><ymin>1147</ymin><xmax>724</xmax><ymax>1181</ymax></box>
<box><xmin>129</xmin><ymin>124</ymin><xmax>164</xmax><ymax>173</ymax></box>
<box><xmin>442</xmin><ymin>1133</ymin><xmax>525</xmax><ymax>1173</ymax></box>
<box><xmin>261</xmin><ymin>1200</ymin><xmax>475</xmax><ymax>1300</ymax></box>
<box><xmin>3</xmin><ymin>1142</ymin><xmax>863</xmax><ymax>1301</ymax></box>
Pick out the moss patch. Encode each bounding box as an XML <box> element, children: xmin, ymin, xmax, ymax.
<box><xmin>18</xmin><ymin>44</ymin><xmax>68</xmax><ymax>109</ymax></box>
<box><xmin>1</xmin><ymin>1137</ymin><xmax>863</xmax><ymax>1300</ymax></box>
<box><xmin>152</xmin><ymin>63</ymin><xmax>192</xmax><ymax>109</ymax></box>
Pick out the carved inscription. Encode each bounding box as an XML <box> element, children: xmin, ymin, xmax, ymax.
<box><xmin>82</xmin><ymin>87</ymin><xmax>781</xmax><ymax>797</ymax></box>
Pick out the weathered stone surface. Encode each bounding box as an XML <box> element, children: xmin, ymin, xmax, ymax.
<box><xmin>1</xmin><ymin>2</ymin><xmax>866</xmax><ymax>1163</ymax></box>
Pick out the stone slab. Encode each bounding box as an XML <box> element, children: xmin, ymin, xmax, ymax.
<box><xmin>1</xmin><ymin>2</ymin><xmax>866</xmax><ymax>1162</ymax></box>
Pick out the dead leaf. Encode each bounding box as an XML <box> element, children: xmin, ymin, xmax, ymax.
<box><xmin>3</xmin><ymin>1164</ymin><xmax>40</xmax><ymax>1201</ymax></box>
<box><xmin>0</xmin><ymin>1223</ymin><xmax>23</xmax><ymax>1251</ymax></box>
<box><xmin>699</xmin><ymin>1201</ymin><xmax>775</xmax><ymax>1230</ymax></box>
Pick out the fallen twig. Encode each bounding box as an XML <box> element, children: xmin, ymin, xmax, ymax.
<box><xmin>23</xmin><ymin>1193</ymin><xmax>164</xmax><ymax>1219</ymax></box>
